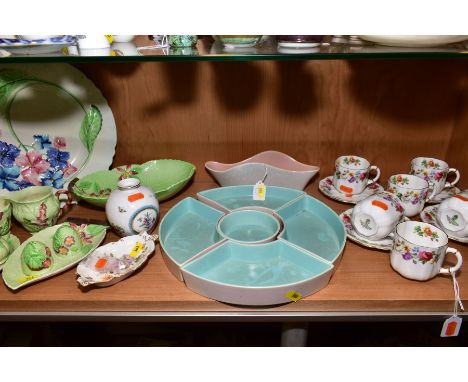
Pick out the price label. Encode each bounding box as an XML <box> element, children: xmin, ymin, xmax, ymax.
<box><xmin>285</xmin><ymin>290</ymin><xmax>302</xmax><ymax>302</ymax></box>
<box><xmin>19</xmin><ymin>275</ymin><xmax>36</xmax><ymax>283</ymax></box>
<box><xmin>105</xmin><ymin>35</ymin><xmax>114</xmax><ymax>44</ymax></box>
<box><xmin>253</xmin><ymin>181</ymin><xmax>266</xmax><ymax>201</ymax></box>
<box><xmin>130</xmin><ymin>242</ymin><xmax>145</xmax><ymax>258</ymax></box>
<box><xmin>441</xmin><ymin>315</ymin><xmax>462</xmax><ymax>337</ymax></box>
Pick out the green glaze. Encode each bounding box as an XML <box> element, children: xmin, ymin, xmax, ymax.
<box><xmin>22</xmin><ymin>241</ymin><xmax>53</xmax><ymax>274</ymax></box>
<box><xmin>0</xmin><ymin>198</ymin><xmax>12</xmax><ymax>236</ymax></box>
<box><xmin>0</xmin><ymin>233</ymin><xmax>20</xmax><ymax>270</ymax></box>
<box><xmin>72</xmin><ymin>159</ymin><xmax>196</xmax><ymax>208</ymax></box>
<box><xmin>168</xmin><ymin>35</ymin><xmax>197</xmax><ymax>47</ymax></box>
<box><xmin>3</xmin><ymin>186</ymin><xmax>61</xmax><ymax>232</ymax></box>
<box><xmin>0</xmin><ymin>238</ymin><xmax>10</xmax><ymax>264</ymax></box>
<box><xmin>53</xmin><ymin>224</ymin><xmax>82</xmax><ymax>255</ymax></box>
<box><xmin>2</xmin><ymin>223</ymin><xmax>107</xmax><ymax>290</ymax></box>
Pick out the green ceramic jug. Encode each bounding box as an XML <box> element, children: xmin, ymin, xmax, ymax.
<box><xmin>4</xmin><ymin>186</ymin><xmax>73</xmax><ymax>233</ymax></box>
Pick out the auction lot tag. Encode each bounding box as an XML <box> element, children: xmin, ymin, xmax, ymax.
<box><xmin>253</xmin><ymin>181</ymin><xmax>266</xmax><ymax>201</ymax></box>
<box><xmin>441</xmin><ymin>316</ymin><xmax>462</xmax><ymax>337</ymax></box>
<box><xmin>285</xmin><ymin>290</ymin><xmax>302</xmax><ymax>302</ymax></box>
<box><xmin>130</xmin><ymin>242</ymin><xmax>144</xmax><ymax>258</ymax></box>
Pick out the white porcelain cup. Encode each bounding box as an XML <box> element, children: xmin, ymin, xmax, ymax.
<box><xmin>410</xmin><ymin>157</ymin><xmax>460</xmax><ymax>197</ymax></box>
<box><xmin>387</xmin><ymin>174</ymin><xmax>437</xmax><ymax>217</ymax></box>
<box><xmin>333</xmin><ymin>155</ymin><xmax>380</xmax><ymax>195</ymax></box>
<box><xmin>351</xmin><ymin>191</ymin><xmax>404</xmax><ymax>240</ymax></box>
<box><xmin>436</xmin><ymin>190</ymin><xmax>468</xmax><ymax>238</ymax></box>
<box><xmin>78</xmin><ymin>35</ymin><xmax>110</xmax><ymax>49</ymax></box>
<box><xmin>390</xmin><ymin>221</ymin><xmax>463</xmax><ymax>281</ymax></box>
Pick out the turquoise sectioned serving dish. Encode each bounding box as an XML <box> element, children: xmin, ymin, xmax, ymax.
<box><xmin>71</xmin><ymin>159</ymin><xmax>196</xmax><ymax>207</ymax></box>
<box><xmin>159</xmin><ymin>185</ymin><xmax>346</xmax><ymax>305</ymax></box>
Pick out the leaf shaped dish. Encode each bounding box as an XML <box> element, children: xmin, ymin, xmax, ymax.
<box><xmin>205</xmin><ymin>151</ymin><xmax>319</xmax><ymax>190</ymax></box>
<box><xmin>71</xmin><ymin>159</ymin><xmax>196</xmax><ymax>208</ymax></box>
<box><xmin>76</xmin><ymin>232</ymin><xmax>157</xmax><ymax>287</ymax></box>
<box><xmin>2</xmin><ymin>222</ymin><xmax>107</xmax><ymax>290</ymax></box>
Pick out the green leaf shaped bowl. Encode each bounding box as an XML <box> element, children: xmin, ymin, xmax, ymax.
<box><xmin>71</xmin><ymin>160</ymin><xmax>196</xmax><ymax>208</ymax></box>
<box><xmin>2</xmin><ymin>223</ymin><xmax>107</xmax><ymax>290</ymax></box>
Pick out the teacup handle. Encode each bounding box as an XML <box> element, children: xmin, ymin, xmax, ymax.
<box><xmin>367</xmin><ymin>165</ymin><xmax>380</xmax><ymax>186</ymax></box>
<box><xmin>55</xmin><ymin>190</ymin><xmax>74</xmax><ymax>219</ymax></box>
<box><xmin>439</xmin><ymin>248</ymin><xmax>463</xmax><ymax>275</ymax></box>
<box><xmin>425</xmin><ymin>187</ymin><xmax>438</xmax><ymax>202</ymax></box>
<box><xmin>444</xmin><ymin>168</ymin><xmax>460</xmax><ymax>189</ymax></box>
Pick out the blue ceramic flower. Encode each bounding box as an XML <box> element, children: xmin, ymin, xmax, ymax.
<box><xmin>33</xmin><ymin>134</ymin><xmax>52</xmax><ymax>150</ymax></box>
<box><xmin>16</xmin><ymin>179</ymin><xmax>34</xmax><ymax>189</ymax></box>
<box><xmin>46</xmin><ymin>148</ymin><xmax>70</xmax><ymax>170</ymax></box>
<box><xmin>41</xmin><ymin>169</ymin><xmax>65</xmax><ymax>189</ymax></box>
<box><xmin>0</xmin><ymin>165</ymin><xmax>21</xmax><ymax>191</ymax></box>
<box><xmin>0</xmin><ymin>141</ymin><xmax>20</xmax><ymax>167</ymax></box>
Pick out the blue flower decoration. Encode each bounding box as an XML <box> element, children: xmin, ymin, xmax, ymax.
<box><xmin>33</xmin><ymin>134</ymin><xmax>52</xmax><ymax>150</ymax></box>
<box><xmin>46</xmin><ymin>147</ymin><xmax>70</xmax><ymax>170</ymax></box>
<box><xmin>41</xmin><ymin>170</ymin><xmax>65</xmax><ymax>189</ymax></box>
<box><xmin>16</xmin><ymin>179</ymin><xmax>34</xmax><ymax>190</ymax></box>
<box><xmin>0</xmin><ymin>141</ymin><xmax>20</xmax><ymax>167</ymax></box>
<box><xmin>0</xmin><ymin>165</ymin><xmax>21</xmax><ymax>191</ymax></box>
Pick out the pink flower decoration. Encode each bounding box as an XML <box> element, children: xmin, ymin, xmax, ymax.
<box><xmin>15</xmin><ymin>151</ymin><xmax>50</xmax><ymax>185</ymax></box>
<box><xmin>53</xmin><ymin>137</ymin><xmax>67</xmax><ymax>149</ymax></box>
<box><xmin>418</xmin><ymin>251</ymin><xmax>433</xmax><ymax>261</ymax></box>
<box><xmin>63</xmin><ymin>162</ymin><xmax>78</xmax><ymax>177</ymax></box>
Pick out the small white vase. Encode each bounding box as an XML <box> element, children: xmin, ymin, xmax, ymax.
<box><xmin>105</xmin><ymin>178</ymin><xmax>159</xmax><ymax>237</ymax></box>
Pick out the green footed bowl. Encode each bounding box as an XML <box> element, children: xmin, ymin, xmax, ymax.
<box><xmin>71</xmin><ymin>159</ymin><xmax>196</xmax><ymax>208</ymax></box>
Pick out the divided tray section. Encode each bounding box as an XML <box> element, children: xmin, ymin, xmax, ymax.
<box><xmin>159</xmin><ymin>186</ymin><xmax>346</xmax><ymax>304</ymax></box>
<box><xmin>159</xmin><ymin>197</ymin><xmax>227</xmax><ymax>280</ymax></box>
<box><xmin>181</xmin><ymin>240</ymin><xmax>334</xmax><ymax>306</ymax></box>
<box><xmin>277</xmin><ymin>195</ymin><xmax>346</xmax><ymax>265</ymax></box>
<box><xmin>197</xmin><ymin>185</ymin><xmax>304</xmax><ymax>213</ymax></box>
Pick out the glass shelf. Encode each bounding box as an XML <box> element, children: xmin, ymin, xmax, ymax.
<box><xmin>1</xmin><ymin>35</ymin><xmax>468</xmax><ymax>63</ymax></box>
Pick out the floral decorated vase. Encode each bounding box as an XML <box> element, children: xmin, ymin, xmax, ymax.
<box><xmin>105</xmin><ymin>178</ymin><xmax>159</xmax><ymax>237</ymax></box>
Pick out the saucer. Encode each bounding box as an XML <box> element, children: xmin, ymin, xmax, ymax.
<box><xmin>340</xmin><ymin>209</ymin><xmax>408</xmax><ymax>250</ymax></box>
<box><xmin>420</xmin><ymin>205</ymin><xmax>468</xmax><ymax>243</ymax></box>
<box><xmin>319</xmin><ymin>176</ymin><xmax>384</xmax><ymax>204</ymax></box>
<box><xmin>427</xmin><ymin>186</ymin><xmax>461</xmax><ymax>204</ymax></box>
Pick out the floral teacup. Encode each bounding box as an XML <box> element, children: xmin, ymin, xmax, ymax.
<box><xmin>390</xmin><ymin>221</ymin><xmax>463</xmax><ymax>281</ymax></box>
<box><xmin>410</xmin><ymin>157</ymin><xmax>460</xmax><ymax>197</ymax></box>
<box><xmin>333</xmin><ymin>155</ymin><xmax>380</xmax><ymax>196</ymax></box>
<box><xmin>436</xmin><ymin>190</ymin><xmax>468</xmax><ymax>238</ymax></box>
<box><xmin>4</xmin><ymin>186</ymin><xmax>73</xmax><ymax>233</ymax></box>
<box><xmin>387</xmin><ymin>174</ymin><xmax>437</xmax><ymax>217</ymax></box>
<box><xmin>351</xmin><ymin>191</ymin><xmax>404</xmax><ymax>241</ymax></box>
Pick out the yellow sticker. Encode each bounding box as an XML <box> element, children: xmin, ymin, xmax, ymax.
<box><xmin>19</xmin><ymin>275</ymin><xmax>36</xmax><ymax>283</ymax></box>
<box><xmin>105</xmin><ymin>35</ymin><xmax>114</xmax><ymax>44</ymax></box>
<box><xmin>285</xmin><ymin>290</ymin><xmax>302</xmax><ymax>302</ymax></box>
<box><xmin>130</xmin><ymin>242</ymin><xmax>144</xmax><ymax>257</ymax></box>
<box><xmin>253</xmin><ymin>181</ymin><xmax>266</xmax><ymax>201</ymax></box>
<box><xmin>62</xmin><ymin>47</ymin><xmax>69</xmax><ymax>55</ymax></box>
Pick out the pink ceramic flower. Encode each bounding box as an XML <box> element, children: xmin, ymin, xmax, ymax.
<box><xmin>15</xmin><ymin>151</ymin><xmax>50</xmax><ymax>185</ymax></box>
<box><xmin>53</xmin><ymin>137</ymin><xmax>67</xmax><ymax>149</ymax></box>
<box><xmin>63</xmin><ymin>162</ymin><xmax>78</xmax><ymax>177</ymax></box>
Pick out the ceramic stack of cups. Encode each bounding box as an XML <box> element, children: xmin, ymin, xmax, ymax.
<box><xmin>0</xmin><ymin>198</ymin><xmax>16</xmax><ymax>268</ymax></box>
<box><xmin>328</xmin><ymin>155</ymin><xmax>465</xmax><ymax>282</ymax></box>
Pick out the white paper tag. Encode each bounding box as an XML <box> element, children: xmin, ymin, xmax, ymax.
<box><xmin>440</xmin><ymin>316</ymin><xmax>462</xmax><ymax>337</ymax></box>
<box><xmin>253</xmin><ymin>181</ymin><xmax>266</xmax><ymax>201</ymax></box>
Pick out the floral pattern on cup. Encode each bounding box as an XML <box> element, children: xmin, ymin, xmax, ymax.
<box><xmin>394</xmin><ymin>238</ymin><xmax>440</xmax><ymax>265</ymax></box>
<box><xmin>410</xmin><ymin>157</ymin><xmax>460</xmax><ymax>197</ymax></box>
<box><xmin>414</xmin><ymin>224</ymin><xmax>439</xmax><ymax>241</ymax></box>
<box><xmin>335</xmin><ymin>168</ymin><xmax>369</xmax><ymax>184</ymax></box>
<box><xmin>387</xmin><ymin>186</ymin><xmax>427</xmax><ymax>206</ymax></box>
<box><xmin>342</xmin><ymin>156</ymin><xmax>362</xmax><ymax>166</ymax></box>
<box><xmin>381</xmin><ymin>192</ymin><xmax>405</xmax><ymax>214</ymax></box>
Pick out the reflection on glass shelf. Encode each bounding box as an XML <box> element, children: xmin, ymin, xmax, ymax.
<box><xmin>0</xmin><ymin>35</ymin><xmax>467</xmax><ymax>63</ymax></box>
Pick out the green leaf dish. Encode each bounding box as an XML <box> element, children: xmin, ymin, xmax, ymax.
<box><xmin>0</xmin><ymin>233</ymin><xmax>21</xmax><ymax>271</ymax></box>
<box><xmin>2</xmin><ymin>222</ymin><xmax>107</xmax><ymax>290</ymax></box>
<box><xmin>72</xmin><ymin>159</ymin><xmax>196</xmax><ymax>208</ymax></box>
